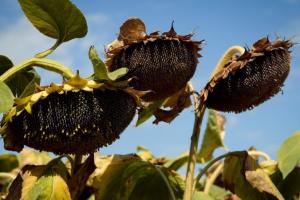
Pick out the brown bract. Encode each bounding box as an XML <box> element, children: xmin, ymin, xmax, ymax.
<box><xmin>200</xmin><ymin>37</ymin><xmax>293</xmax><ymax>113</ymax></box>
<box><xmin>106</xmin><ymin>18</ymin><xmax>203</xmax><ymax>101</ymax></box>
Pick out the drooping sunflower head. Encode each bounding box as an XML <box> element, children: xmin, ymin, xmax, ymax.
<box><xmin>0</xmin><ymin>75</ymin><xmax>137</xmax><ymax>154</ymax></box>
<box><xmin>201</xmin><ymin>37</ymin><xmax>293</xmax><ymax>113</ymax></box>
<box><xmin>106</xmin><ymin>18</ymin><xmax>203</xmax><ymax>101</ymax></box>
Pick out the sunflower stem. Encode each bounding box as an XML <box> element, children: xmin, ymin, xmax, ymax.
<box><xmin>73</xmin><ymin>154</ymin><xmax>83</xmax><ymax>175</ymax></box>
<box><xmin>0</xmin><ymin>57</ymin><xmax>75</xmax><ymax>83</ymax></box>
<box><xmin>35</xmin><ymin>39</ymin><xmax>61</xmax><ymax>58</ymax></box>
<box><xmin>210</xmin><ymin>45</ymin><xmax>245</xmax><ymax>78</ymax></box>
<box><xmin>183</xmin><ymin>82</ymin><xmax>206</xmax><ymax>200</ymax></box>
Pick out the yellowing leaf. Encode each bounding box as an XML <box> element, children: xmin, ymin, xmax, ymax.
<box><xmin>222</xmin><ymin>151</ymin><xmax>270</xmax><ymax>200</ymax></box>
<box><xmin>277</xmin><ymin>131</ymin><xmax>300</xmax><ymax>178</ymax></box>
<box><xmin>6</xmin><ymin>158</ymin><xmax>71</xmax><ymax>200</ymax></box>
<box><xmin>0</xmin><ymin>81</ymin><xmax>14</xmax><ymax>113</ymax></box>
<box><xmin>245</xmin><ymin>169</ymin><xmax>284</xmax><ymax>200</ymax></box>
<box><xmin>198</xmin><ymin>110</ymin><xmax>226</xmax><ymax>163</ymax></box>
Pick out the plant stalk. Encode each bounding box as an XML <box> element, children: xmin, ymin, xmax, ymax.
<box><xmin>203</xmin><ymin>163</ymin><xmax>224</xmax><ymax>194</ymax></box>
<box><xmin>183</xmin><ymin>82</ymin><xmax>206</xmax><ymax>200</ymax></box>
<box><xmin>0</xmin><ymin>57</ymin><xmax>74</xmax><ymax>82</ymax></box>
<box><xmin>73</xmin><ymin>154</ymin><xmax>83</xmax><ymax>175</ymax></box>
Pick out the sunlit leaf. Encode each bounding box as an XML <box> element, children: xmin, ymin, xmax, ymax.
<box><xmin>198</xmin><ymin>110</ymin><xmax>226</xmax><ymax>163</ymax></box>
<box><xmin>136</xmin><ymin>99</ymin><xmax>165</xmax><ymax>127</ymax></box>
<box><xmin>0</xmin><ymin>81</ymin><xmax>14</xmax><ymax>113</ymax></box>
<box><xmin>92</xmin><ymin>154</ymin><xmax>183</xmax><ymax>200</ymax></box>
<box><xmin>89</xmin><ymin>46</ymin><xmax>110</xmax><ymax>81</ymax></box>
<box><xmin>277</xmin><ymin>131</ymin><xmax>300</xmax><ymax>178</ymax></box>
<box><xmin>192</xmin><ymin>191</ymin><xmax>214</xmax><ymax>200</ymax></box>
<box><xmin>18</xmin><ymin>0</ymin><xmax>87</xmax><ymax>42</ymax></box>
<box><xmin>245</xmin><ymin>169</ymin><xmax>284</xmax><ymax>200</ymax></box>
<box><xmin>166</xmin><ymin>152</ymin><xmax>189</xmax><ymax>171</ymax></box>
<box><xmin>6</xmin><ymin>158</ymin><xmax>71</xmax><ymax>200</ymax></box>
<box><xmin>19</xmin><ymin>149</ymin><xmax>52</xmax><ymax>167</ymax></box>
<box><xmin>89</xmin><ymin>46</ymin><xmax>128</xmax><ymax>81</ymax></box>
<box><xmin>0</xmin><ymin>154</ymin><xmax>19</xmax><ymax>172</ymax></box>
<box><xmin>136</xmin><ymin>146</ymin><xmax>154</xmax><ymax>161</ymax></box>
<box><xmin>208</xmin><ymin>185</ymin><xmax>232</xmax><ymax>200</ymax></box>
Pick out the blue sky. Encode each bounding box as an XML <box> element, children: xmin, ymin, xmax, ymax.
<box><xmin>0</xmin><ymin>0</ymin><xmax>300</xmax><ymax>160</ymax></box>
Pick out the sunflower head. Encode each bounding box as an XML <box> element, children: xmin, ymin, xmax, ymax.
<box><xmin>0</xmin><ymin>75</ymin><xmax>137</xmax><ymax>154</ymax></box>
<box><xmin>201</xmin><ymin>37</ymin><xmax>293</xmax><ymax>112</ymax></box>
<box><xmin>106</xmin><ymin>18</ymin><xmax>203</xmax><ymax>101</ymax></box>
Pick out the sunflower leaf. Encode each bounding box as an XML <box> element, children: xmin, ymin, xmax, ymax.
<box><xmin>18</xmin><ymin>0</ymin><xmax>87</xmax><ymax>57</ymax></box>
<box><xmin>0</xmin><ymin>81</ymin><xmax>14</xmax><ymax>113</ymax></box>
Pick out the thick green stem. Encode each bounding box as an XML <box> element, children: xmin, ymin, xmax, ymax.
<box><xmin>210</xmin><ymin>45</ymin><xmax>245</xmax><ymax>78</ymax></box>
<box><xmin>0</xmin><ymin>57</ymin><xmax>74</xmax><ymax>82</ymax></box>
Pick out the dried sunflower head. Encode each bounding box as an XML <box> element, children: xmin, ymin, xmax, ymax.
<box><xmin>106</xmin><ymin>18</ymin><xmax>203</xmax><ymax>101</ymax></box>
<box><xmin>0</xmin><ymin>75</ymin><xmax>136</xmax><ymax>154</ymax></box>
<box><xmin>201</xmin><ymin>37</ymin><xmax>293</xmax><ymax>113</ymax></box>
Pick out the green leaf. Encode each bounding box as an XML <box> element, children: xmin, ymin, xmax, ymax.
<box><xmin>277</xmin><ymin>167</ymin><xmax>300</xmax><ymax>199</ymax></box>
<box><xmin>18</xmin><ymin>0</ymin><xmax>87</xmax><ymax>56</ymax></box>
<box><xmin>92</xmin><ymin>154</ymin><xmax>183</xmax><ymax>200</ymax></box>
<box><xmin>6</xmin><ymin>158</ymin><xmax>71</xmax><ymax>200</ymax></box>
<box><xmin>89</xmin><ymin>46</ymin><xmax>110</xmax><ymax>81</ymax></box>
<box><xmin>192</xmin><ymin>191</ymin><xmax>214</xmax><ymax>200</ymax></box>
<box><xmin>198</xmin><ymin>110</ymin><xmax>226</xmax><ymax>163</ymax></box>
<box><xmin>89</xmin><ymin>46</ymin><xmax>128</xmax><ymax>82</ymax></box>
<box><xmin>222</xmin><ymin>151</ymin><xmax>270</xmax><ymax>200</ymax></box>
<box><xmin>0</xmin><ymin>81</ymin><xmax>14</xmax><ymax>113</ymax></box>
<box><xmin>0</xmin><ymin>55</ymin><xmax>40</xmax><ymax>97</ymax></box>
<box><xmin>277</xmin><ymin>131</ymin><xmax>300</xmax><ymax>178</ymax></box>
<box><xmin>108</xmin><ymin>67</ymin><xmax>129</xmax><ymax>81</ymax></box>
<box><xmin>0</xmin><ymin>154</ymin><xmax>19</xmax><ymax>172</ymax></box>
<box><xmin>136</xmin><ymin>99</ymin><xmax>165</xmax><ymax>127</ymax></box>
<box><xmin>208</xmin><ymin>185</ymin><xmax>232</xmax><ymax>200</ymax></box>
<box><xmin>245</xmin><ymin>168</ymin><xmax>284</xmax><ymax>200</ymax></box>
<box><xmin>166</xmin><ymin>152</ymin><xmax>189</xmax><ymax>171</ymax></box>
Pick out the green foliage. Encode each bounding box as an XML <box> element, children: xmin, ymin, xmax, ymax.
<box><xmin>0</xmin><ymin>55</ymin><xmax>40</xmax><ymax>98</ymax></box>
<box><xmin>136</xmin><ymin>99</ymin><xmax>165</xmax><ymax>126</ymax></box>
<box><xmin>18</xmin><ymin>0</ymin><xmax>87</xmax><ymax>57</ymax></box>
<box><xmin>92</xmin><ymin>154</ymin><xmax>184</xmax><ymax>200</ymax></box>
<box><xmin>0</xmin><ymin>154</ymin><xmax>18</xmax><ymax>172</ymax></box>
<box><xmin>198</xmin><ymin>110</ymin><xmax>226</xmax><ymax>163</ymax></box>
<box><xmin>88</xmin><ymin>46</ymin><xmax>128</xmax><ymax>81</ymax></box>
<box><xmin>277</xmin><ymin>131</ymin><xmax>300</xmax><ymax>178</ymax></box>
<box><xmin>0</xmin><ymin>81</ymin><xmax>14</xmax><ymax>113</ymax></box>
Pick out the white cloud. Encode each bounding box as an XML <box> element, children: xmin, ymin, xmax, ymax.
<box><xmin>0</xmin><ymin>13</ymin><xmax>114</xmax><ymax>84</ymax></box>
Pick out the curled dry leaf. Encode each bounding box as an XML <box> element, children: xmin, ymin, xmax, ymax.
<box><xmin>153</xmin><ymin>84</ymin><xmax>192</xmax><ymax>124</ymax></box>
